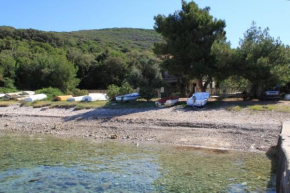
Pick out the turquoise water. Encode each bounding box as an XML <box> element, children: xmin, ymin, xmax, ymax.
<box><xmin>0</xmin><ymin>133</ymin><xmax>276</xmax><ymax>193</ymax></box>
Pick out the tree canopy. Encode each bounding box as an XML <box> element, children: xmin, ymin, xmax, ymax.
<box><xmin>154</xmin><ymin>0</ymin><xmax>226</xmax><ymax>92</ymax></box>
<box><xmin>232</xmin><ymin>22</ymin><xmax>290</xmax><ymax>96</ymax></box>
<box><xmin>0</xmin><ymin>26</ymin><xmax>162</xmax><ymax>92</ymax></box>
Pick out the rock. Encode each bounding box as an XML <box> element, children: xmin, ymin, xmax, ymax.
<box><xmin>51</xmin><ymin>125</ymin><xmax>57</xmax><ymax>130</ymax></box>
<box><xmin>110</xmin><ymin>134</ymin><xmax>118</xmax><ymax>139</ymax></box>
<box><xmin>241</xmin><ymin>182</ymin><xmax>247</xmax><ymax>186</ymax></box>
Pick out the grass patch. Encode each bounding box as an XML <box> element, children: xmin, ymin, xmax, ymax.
<box><xmin>226</xmin><ymin>106</ymin><xmax>244</xmax><ymax>112</ymax></box>
<box><xmin>24</xmin><ymin>101</ymin><xmax>108</xmax><ymax>109</ymax></box>
<box><xmin>225</xmin><ymin>103</ymin><xmax>290</xmax><ymax>113</ymax></box>
<box><xmin>23</xmin><ymin>101</ymin><xmax>52</xmax><ymax>108</ymax></box>
<box><xmin>0</xmin><ymin>100</ymin><xmax>19</xmax><ymax>107</ymax></box>
<box><xmin>16</xmin><ymin>99</ymin><xmax>187</xmax><ymax>110</ymax></box>
<box><xmin>248</xmin><ymin>104</ymin><xmax>290</xmax><ymax>113</ymax></box>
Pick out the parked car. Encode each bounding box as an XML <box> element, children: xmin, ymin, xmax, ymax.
<box><xmin>260</xmin><ymin>88</ymin><xmax>280</xmax><ymax>100</ymax></box>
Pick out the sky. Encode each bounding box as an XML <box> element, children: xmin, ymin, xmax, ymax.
<box><xmin>0</xmin><ymin>0</ymin><xmax>290</xmax><ymax>48</ymax></box>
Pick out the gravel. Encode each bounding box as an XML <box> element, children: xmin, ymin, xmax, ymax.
<box><xmin>1</xmin><ymin>104</ymin><xmax>289</xmax><ymax>152</ymax></box>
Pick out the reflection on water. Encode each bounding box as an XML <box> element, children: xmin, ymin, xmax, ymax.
<box><xmin>0</xmin><ymin>133</ymin><xmax>276</xmax><ymax>193</ymax></box>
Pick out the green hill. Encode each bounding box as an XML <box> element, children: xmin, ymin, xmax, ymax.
<box><xmin>0</xmin><ymin>26</ymin><xmax>163</xmax><ymax>91</ymax></box>
<box><xmin>0</xmin><ymin>26</ymin><xmax>162</xmax><ymax>52</ymax></box>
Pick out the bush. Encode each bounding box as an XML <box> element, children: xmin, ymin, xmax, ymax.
<box><xmin>0</xmin><ymin>87</ymin><xmax>17</xmax><ymax>93</ymax></box>
<box><xmin>139</xmin><ymin>86</ymin><xmax>157</xmax><ymax>101</ymax></box>
<box><xmin>107</xmin><ymin>84</ymin><xmax>120</xmax><ymax>101</ymax></box>
<box><xmin>69</xmin><ymin>88</ymin><xmax>88</xmax><ymax>96</ymax></box>
<box><xmin>3</xmin><ymin>78</ymin><xmax>16</xmax><ymax>90</ymax></box>
<box><xmin>119</xmin><ymin>82</ymin><xmax>135</xmax><ymax>95</ymax></box>
<box><xmin>35</xmin><ymin>87</ymin><xmax>64</xmax><ymax>100</ymax></box>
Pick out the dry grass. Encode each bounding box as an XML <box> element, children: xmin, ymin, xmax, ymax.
<box><xmin>0</xmin><ymin>100</ymin><xmax>19</xmax><ymax>107</ymax></box>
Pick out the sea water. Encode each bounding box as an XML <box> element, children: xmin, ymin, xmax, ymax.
<box><xmin>0</xmin><ymin>133</ymin><xmax>276</xmax><ymax>193</ymax></box>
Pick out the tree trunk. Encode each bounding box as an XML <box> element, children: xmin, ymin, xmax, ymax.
<box><xmin>250</xmin><ymin>83</ymin><xmax>259</xmax><ymax>99</ymax></box>
<box><xmin>196</xmin><ymin>77</ymin><xmax>210</xmax><ymax>92</ymax></box>
<box><xmin>179</xmin><ymin>82</ymin><xmax>187</xmax><ymax>97</ymax></box>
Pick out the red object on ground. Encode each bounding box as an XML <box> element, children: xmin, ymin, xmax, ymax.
<box><xmin>158</xmin><ymin>96</ymin><xmax>179</xmax><ymax>104</ymax></box>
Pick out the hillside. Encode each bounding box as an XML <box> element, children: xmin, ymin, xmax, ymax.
<box><xmin>66</xmin><ymin>28</ymin><xmax>162</xmax><ymax>51</ymax></box>
<box><xmin>0</xmin><ymin>26</ymin><xmax>162</xmax><ymax>52</ymax></box>
<box><xmin>0</xmin><ymin>26</ymin><xmax>163</xmax><ymax>91</ymax></box>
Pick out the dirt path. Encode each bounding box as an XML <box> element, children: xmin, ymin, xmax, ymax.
<box><xmin>0</xmin><ymin>104</ymin><xmax>289</xmax><ymax>152</ymax></box>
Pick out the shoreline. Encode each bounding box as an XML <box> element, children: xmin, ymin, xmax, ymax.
<box><xmin>1</xmin><ymin>104</ymin><xmax>289</xmax><ymax>152</ymax></box>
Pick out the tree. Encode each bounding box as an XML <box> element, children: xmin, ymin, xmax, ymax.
<box><xmin>233</xmin><ymin>22</ymin><xmax>290</xmax><ymax>97</ymax></box>
<box><xmin>154</xmin><ymin>0</ymin><xmax>226</xmax><ymax>92</ymax></box>
<box><xmin>0</xmin><ymin>50</ymin><xmax>16</xmax><ymax>88</ymax></box>
<box><xmin>128</xmin><ymin>54</ymin><xmax>162</xmax><ymax>101</ymax></box>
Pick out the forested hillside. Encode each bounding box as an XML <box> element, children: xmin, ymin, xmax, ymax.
<box><xmin>0</xmin><ymin>26</ymin><xmax>162</xmax><ymax>93</ymax></box>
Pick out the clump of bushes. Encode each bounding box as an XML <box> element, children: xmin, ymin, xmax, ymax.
<box><xmin>107</xmin><ymin>84</ymin><xmax>120</xmax><ymax>101</ymax></box>
<box><xmin>69</xmin><ymin>88</ymin><xmax>88</xmax><ymax>96</ymax></box>
<box><xmin>107</xmin><ymin>82</ymin><xmax>135</xmax><ymax>101</ymax></box>
<box><xmin>35</xmin><ymin>87</ymin><xmax>64</xmax><ymax>100</ymax></box>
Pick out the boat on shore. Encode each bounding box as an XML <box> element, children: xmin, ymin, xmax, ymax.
<box><xmin>116</xmin><ymin>93</ymin><xmax>140</xmax><ymax>102</ymax></box>
<box><xmin>187</xmin><ymin>92</ymin><xmax>210</xmax><ymax>107</ymax></box>
<box><xmin>24</xmin><ymin>94</ymin><xmax>47</xmax><ymax>102</ymax></box>
<box><xmin>82</xmin><ymin>93</ymin><xmax>108</xmax><ymax>102</ymax></box>
<box><xmin>67</xmin><ymin>96</ymin><xmax>85</xmax><ymax>102</ymax></box>
<box><xmin>53</xmin><ymin>95</ymin><xmax>73</xmax><ymax>101</ymax></box>
<box><xmin>155</xmin><ymin>96</ymin><xmax>179</xmax><ymax>107</ymax></box>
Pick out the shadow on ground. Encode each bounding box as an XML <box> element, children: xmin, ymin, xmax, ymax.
<box><xmin>63</xmin><ymin>99</ymin><xmax>287</xmax><ymax>122</ymax></box>
<box><xmin>63</xmin><ymin>101</ymin><xmax>162</xmax><ymax>122</ymax></box>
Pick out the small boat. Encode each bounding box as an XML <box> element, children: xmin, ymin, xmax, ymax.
<box><xmin>53</xmin><ymin>95</ymin><xmax>73</xmax><ymax>101</ymax></box>
<box><xmin>67</xmin><ymin>96</ymin><xmax>86</xmax><ymax>102</ymax></box>
<box><xmin>25</xmin><ymin>94</ymin><xmax>47</xmax><ymax>102</ymax></box>
<box><xmin>187</xmin><ymin>92</ymin><xmax>210</xmax><ymax>107</ymax></box>
<box><xmin>81</xmin><ymin>93</ymin><xmax>108</xmax><ymax>102</ymax></box>
<box><xmin>22</xmin><ymin>91</ymin><xmax>35</xmax><ymax>96</ymax></box>
<box><xmin>155</xmin><ymin>96</ymin><xmax>179</xmax><ymax>107</ymax></box>
<box><xmin>116</xmin><ymin>93</ymin><xmax>140</xmax><ymax>102</ymax></box>
<box><xmin>5</xmin><ymin>92</ymin><xmax>22</xmax><ymax>99</ymax></box>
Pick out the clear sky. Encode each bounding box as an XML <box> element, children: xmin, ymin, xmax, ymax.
<box><xmin>1</xmin><ymin>0</ymin><xmax>289</xmax><ymax>48</ymax></box>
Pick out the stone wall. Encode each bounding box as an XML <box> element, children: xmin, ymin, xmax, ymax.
<box><xmin>276</xmin><ymin>121</ymin><xmax>290</xmax><ymax>193</ymax></box>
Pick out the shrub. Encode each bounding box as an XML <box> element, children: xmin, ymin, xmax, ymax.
<box><xmin>0</xmin><ymin>87</ymin><xmax>17</xmax><ymax>93</ymax></box>
<box><xmin>119</xmin><ymin>82</ymin><xmax>134</xmax><ymax>95</ymax></box>
<box><xmin>107</xmin><ymin>84</ymin><xmax>120</xmax><ymax>101</ymax></box>
<box><xmin>69</xmin><ymin>88</ymin><xmax>88</xmax><ymax>96</ymax></box>
<box><xmin>35</xmin><ymin>87</ymin><xmax>63</xmax><ymax>100</ymax></box>
<box><xmin>139</xmin><ymin>86</ymin><xmax>157</xmax><ymax>101</ymax></box>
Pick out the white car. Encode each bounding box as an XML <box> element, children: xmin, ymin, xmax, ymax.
<box><xmin>187</xmin><ymin>92</ymin><xmax>210</xmax><ymax>107</ymax></box>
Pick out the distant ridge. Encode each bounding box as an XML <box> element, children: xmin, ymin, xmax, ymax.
<box><xmin>0</xmin><ymin>26</ymin><xmax>162</xmax><ymax>51</ymax></box>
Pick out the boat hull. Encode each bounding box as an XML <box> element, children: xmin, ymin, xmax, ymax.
<box><xmin>155</xmin><ymin>98</ymin><xmax>179</xmax><ymax>107</ymax></box>
<box><xmin>116</xmin><ymin>96</ymin><xmax>139</xmax><ymax>102</ymax></box>
<box><xmin>187</xmin><ymin>92</ymin><xmax>210</xmax><ymax>107</ymax></box>
<box><xmin>116</xmin><ymin>93</ymin><xmax>140</xmax><ymax>102</ymax></box>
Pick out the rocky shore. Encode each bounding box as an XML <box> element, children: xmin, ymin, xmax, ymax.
<box><xmin>1</xmin><ymin>104</ymin><xmax>289</xmax><ymax>152</ymax></box>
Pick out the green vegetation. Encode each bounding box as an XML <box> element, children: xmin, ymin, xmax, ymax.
<box><xmin>0</xmin><ymin>26</ymin><xmax>162</xmax><ymax>93</ymax></box>
<box><xmin>107</xmin><ymin>84</ymin><xmax>121</xmax><ymax>101</ymax></box>
<box><xmin>0</xmin><ymin>100</ymin><xmax>18</xmax><ymax>107</ymax></box>
<box><xmin>230</xmin><ymin>22</ymin><xmax>290</xmax><ymax>97</ymax></box>
<box><xmin>226</xmin><ymin>103</ymin><xmax>290</xmax><ymax>113</ymax></box>
<box><xmin>19</xmin><ymin>99</ymin><xmax>158</xmax><ymax>109</ymax></box>
<box><xmin>153</xmin><ymin>1</ymin><xmax>290</xmax><ymax>96</ymax></box>
<box><xmin>35</xmin><ymin>87</ymin><xmax>64</xmax><ymax>100</ymax></box>
<box><xmin>154</xmin><ymin>1</ymin><xmax>227</xmax><ymax>93</ymax></box>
